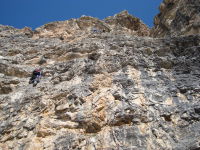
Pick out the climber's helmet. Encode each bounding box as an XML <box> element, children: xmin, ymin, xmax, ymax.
<box><xmin>34</xmin><ymin>68</ymin><xmax>41</xmax><ymax>72</ymax></box>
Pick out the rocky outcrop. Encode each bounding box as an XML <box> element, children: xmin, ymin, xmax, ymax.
<box><xmin>0</xmin><ymin>5</ymin><xmax>200</xmax><ymax>150</ymax></box>
<box><xmin>151</xmin><ymin>0</ymin><xmax>200</xmax><ymax>37</ymax></box>
<box><xmin>33</xmin><ymin>11</ymin><xmax>150</xmax><ymax>42</ymax></box>
<box><xmin>104</xmin><ymin>10</ymin><xmax>150</xmax><ymax>36</ymax></box>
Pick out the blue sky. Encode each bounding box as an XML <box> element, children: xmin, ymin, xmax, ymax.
<box><xmin>0</xmin><ymin>0</ymin><xmax>162</xmax><ymax>29</ymax></box>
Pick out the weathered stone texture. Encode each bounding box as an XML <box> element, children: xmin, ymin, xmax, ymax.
<box><xmin>151</xmin><ymin>0</ymin><xmax>200</xmax><ymax>37</ymax></box>
<box><xmin>0</xmin><ymin>4</ymin><xmax>200</xmax><ymax>150</ymax></box>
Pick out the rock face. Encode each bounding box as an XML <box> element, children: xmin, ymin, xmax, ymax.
<box><xmin>0</xmin><ymin>3</ymin><xmax>200</xmax><ymax>150</ymax></box>
<box><xmin>151</xmin><ymin>0</ymin><xmax>200</xmax><ymax>37</ymax></box>
<box><xmin>33</xmin><ymin>11</ymin><xmax>150</xmax><ymax>42</ymax></box>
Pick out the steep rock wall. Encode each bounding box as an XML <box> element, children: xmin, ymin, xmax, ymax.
<box><xmin>33</xmin><ymin>11</ymin><xmax>149</xmax><ymax>43</ymax></box>
<box><xmin>151</xmin><ymin>0</ymin><xmax>200</xmax><ymax>37</ymax></box>
<box><xmin>0</xmin><ymin>3</ymin><xmax>200</xmax><ymax>150</ymax></box>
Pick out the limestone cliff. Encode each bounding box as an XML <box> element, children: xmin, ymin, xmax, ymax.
<box><xmin>33</xmin><ymin>11</ymin><xmax>149</xmax><ymax>43</ymax></box>
<box><xmin>151</xmin><ymin>0</ymin><xmax>200</xmax><ymax>37</ymax></box>
<box><xmin>0</xmin><ymin>2</ymin><xmax>200</xmax><ymax>150</ymax></box>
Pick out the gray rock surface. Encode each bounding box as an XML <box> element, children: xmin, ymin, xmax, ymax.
<box><xmin>151</xmin><ymin>0</ymin><xmax>200</xmax><ymax>37</ymax></box>
<box><xmin>0</xmin><ymin>2</ymin><xmax>200</xmax><ymax>150</ymax></box>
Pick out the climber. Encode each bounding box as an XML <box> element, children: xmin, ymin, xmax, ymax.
<box><xmin>92</xmin><ymin>27</ymin><xmax>100</xmax><ymax>33</ymax></box>
<box><xmin>29</xmin><ymin>68</ymin><xmax>42</xmax><ymax>86</ymax></box>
